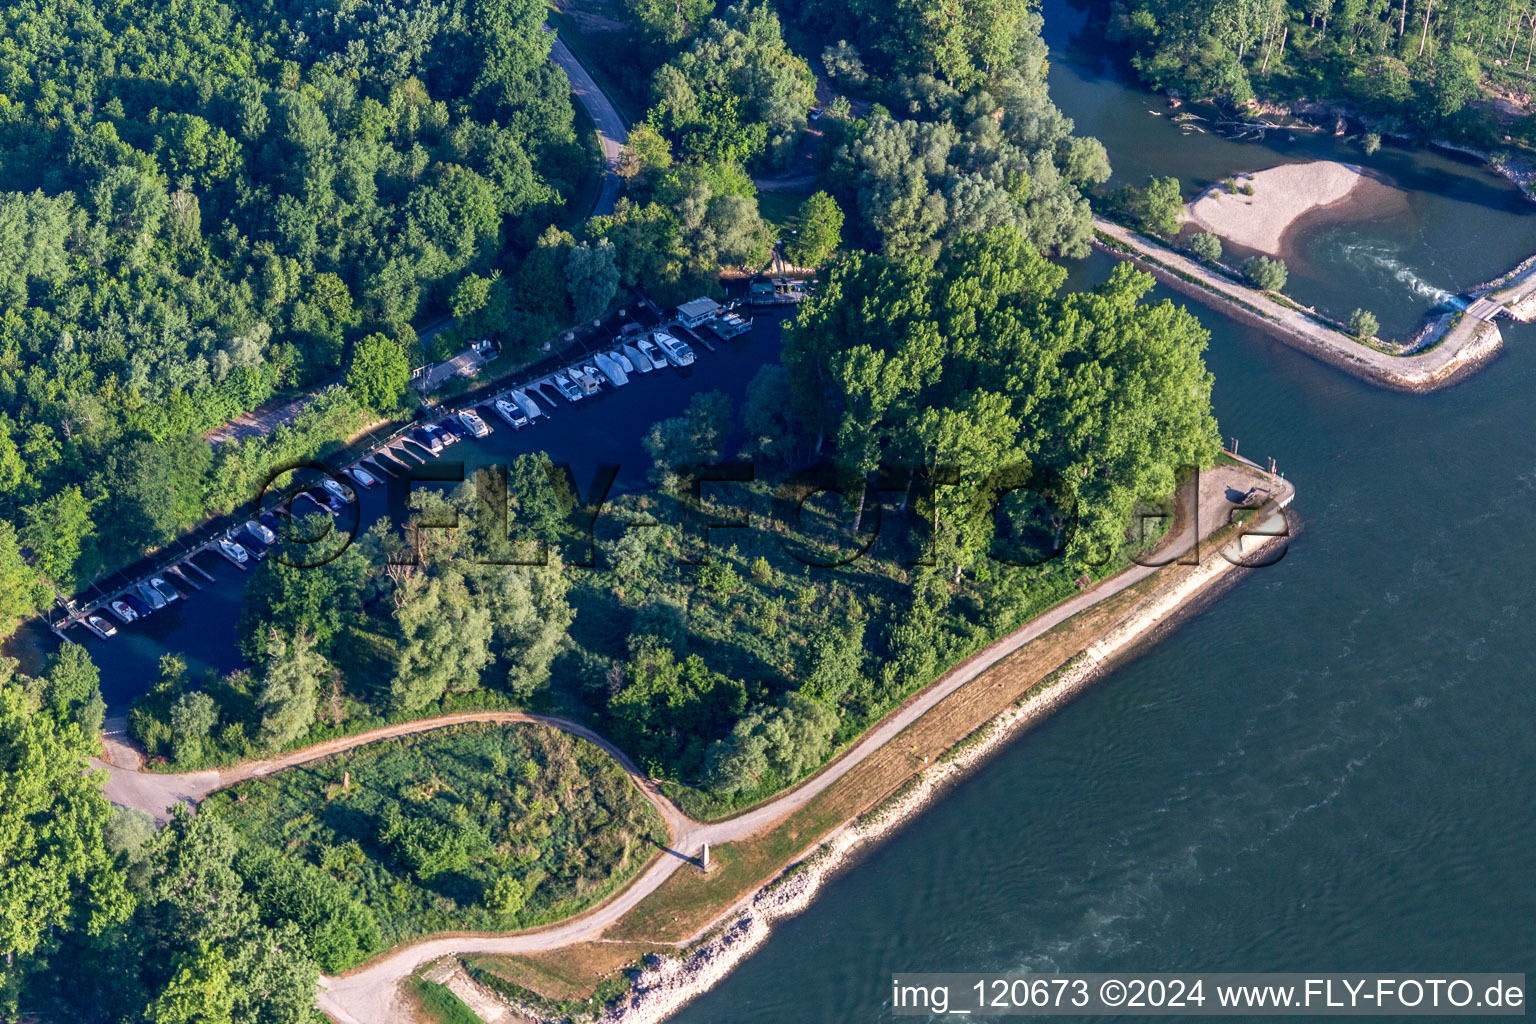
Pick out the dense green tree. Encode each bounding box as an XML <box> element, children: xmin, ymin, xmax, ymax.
<box><xmin>169</xmin><ymin>691</ymin><xmax>220</xmax><ymax>765</ymax></box>
<box><xmin>0</xmin><ymin>674</ymin><xmax>131</xmax><ymax>1013</ymax></box>
<box><xmin>799</xmin><ymin>619</ymin><xmax>868</xmax><ymax>703</ymax></box>
<box><xmin>786</xmin><ymin>226</ymin><xmax>1219</xmax><ymax>576</ymax></box>
<box><xmin>625</xmin><ymin>0</ymin><xmax>718</xmax><ymax>43</ymax></box>
<box><xmin>608</xmin><ymin>639</ymin><xmax>748</xmax><ymax>776</ymax></box>
<box><xmin>1244</xmin><ymin>255</ymin><xmax>1289</xmax><ymax>291</ymax></box>
<box><xmin>1188</xmin><ymin>231</ymin><xmax>1223</xmax><ymax>263</ymax></box>
<box><xmin>643</xmin><ymin>391</ymin><xmax>736</xmax><ymax>488</ymax></box>
<box><xmin>145</xmin><ymin>944</ymin><xmax>236</xmax><ymax>1024</ymax></box>
<box><xmin>739</xmin><ymin>364</ymin><xmax>800</xmax><ymax>462</ymax></box>
<box><xmin>20</xmin><ymin>486</ymin><xmax>97</xmax><ymax>591</ymax></box>
<box><xmin>565</xmin><ymin>240</ymin><xmax>622</xmax><ymax>323</ymax></box>
<box><xmin>1135</xmin><ymin>175</ymin><xmax>1185</xmax><ymax>237</ymax></box>
<box><xmin>486</xmin><ymin>876</ymin><xmax>526</xmax><ymax>914</ymax></box>
<box><xmin>236</xmin><ymin>849</ymin><xmax>381</xmax><ymax>974</ymax></box>
<box><xmin>704</xmin><ymin>692</ymin><xmax>840</xmax><ymax>797</ymax></box>
<box><xmin>786</xmin><ymin>191</ymin><xmax>845</xmax><ymax>268</ymax></box>
<box><xmin>38</xmin><ymin>644</ymin><xmax>107</xmax><ymax>738</ymax></box>
<box><xmin>346</xmin><ymin>334</ymin><xmax>413</xmax><ymax>413</ymax></box>
<box><xmin>650</xmin><ymin>2</ymin><xmax>818</xmax><ymax>170</ymax></box>
<box><xmin>1348</xmin><ymin>307</ymin><xmax>1381</xmax><ymax>339</ymax></box>
<box><xmin>240</xmin><ymin>513</ymin><xmax>368</xmax><ymax>659</ymax></box>
<box><xmin>0</xmin><ymin>523</ymin><xmax>49</xmax><ymax>633</ymax></box>
<box><xmin>254</xmin><ymin>631</ymin><xmax>328</xmax><ymax>751</ymax></box>
<box><xmin>389</xmin><ymin>569</ymin><xmax>495</xmax><ymax>711</ymax></box>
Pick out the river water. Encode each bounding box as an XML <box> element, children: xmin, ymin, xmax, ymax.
<box><xmin>662</xmin><ymin>5</ymin><xmax>1536</xmax><ymax>1022</ymax></box>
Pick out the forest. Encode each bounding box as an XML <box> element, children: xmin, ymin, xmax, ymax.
<box><xmin>1109</xmin><ymin>0</ymin><xmax>1536</xmax><ymax>143</ymax></box>
<box><xmin>0</xmin><ymin>0</ymin><xmax>591</xmax><ymax>612</ymax></box>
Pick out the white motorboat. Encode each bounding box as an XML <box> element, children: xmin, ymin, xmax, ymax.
<box><xmin>637</xmin><ymin>337</ymin><xmax>665</xmax><ymax>368</ymax></box>
<box><xmin>552</xmin><ymin>374</ymin><xmax>584</xmax><ymax>402</ymax></box>
<box><xmin>218</xmin><ymin>538</ymin><xmax>250</xmax><ymax>564</ymax></box>
<box><xmin>322</xmin><ymin>478</ymin><xmax>356</xmax><ymax>503</ymax></box>
<box><xmin>109</xmin><ymin>599</ymin><xmax>138</xmax><ymax>624</ymax></box>
<box><xmin>347</xmin><ymin>465</ymin><xmax>379</xmax><ymax>488</ymax></box>
<box><xmin>653</xmin><ymin>330</ymin><xmax>696</xmax><ymax>367</ymax></box>
<box><xmin>494</xmin><ymin>398</ymin><xmax>529</xmax><ymax>430</ymax></box>
<box><xmin>87</xmin><ymin>615</ymin><xmax>117</xmax><ymax>637</ymax></box>
<box><xmin>246</xmin><ymin>519</ymin><xmax>277</xmax><ymax>544</ymax></box>
<box><xmin>150</xmin><ymin>576</ymin><xmax>181</xmax><ymax>603</ymax></box>
<box><xmin>458</xmin><ymin>408</ymin><xmax>491</xmax><ymax>438</ymax></box>
<box><xmin>612</xmin><ymin>348</ymin><xmax>635</xmax><ymax>373</ymax></box>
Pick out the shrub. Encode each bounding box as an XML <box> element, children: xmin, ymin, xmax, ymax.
<box><xmin>1243</xmin><ymin>255</ymin><xmax>1288</xmax><ymax>292</ymax></box>
<box><xmin>1347</xmin><ymin>308</ymin><xmax>1380</xmax><ymax>340</ymax></box>
<box><xmin>1187</xmin><ymin>232</ymin><xmax>1222</xmax><ymax>263</ymax></box>
<box><xmin>1361</xmin><ymin>132</ymin><xmax>1382</xmax><ymax>155</ymax></box>
<box><xmin>485</xmin><ymin>876</ymin><xmax>526</xmax><ymax>914</ymax></box>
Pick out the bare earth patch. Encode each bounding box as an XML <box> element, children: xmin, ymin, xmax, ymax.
<box><xmin>1186</xmin><ymin>160</ymin><xmax>1366</xmax><ymax>256</ymax></box>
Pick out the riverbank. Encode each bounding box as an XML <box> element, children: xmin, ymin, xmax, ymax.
<box><xmin>1092</xmin><ymin>218</ymin><xmax>1504</xmax><ymax>391</ymax></box>
<box><xmin>1186</xmin><ymin>161</ymin><xmax>1369</xmax><ymax>256</ymax></box>
<box><xmin>581</xmin><ymin>494</ymin><xmax>1295</xmax><ymax>1024</ymax></box>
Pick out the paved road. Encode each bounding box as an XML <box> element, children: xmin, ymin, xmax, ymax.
<box><xmin>548</xmin><ymin>30</ymin><xmax>629</xmax><ymax>217</ymax></box>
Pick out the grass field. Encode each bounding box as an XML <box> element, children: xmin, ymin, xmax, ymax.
<box><xmin>409</xmin><ymin>978</ymin><xmax>485</xmax><ymax>1024</ymax></box>
<box><xmin>204</xmin><ymin>724</ymin><xmax>667</xmax><ymax>965</ymax></box>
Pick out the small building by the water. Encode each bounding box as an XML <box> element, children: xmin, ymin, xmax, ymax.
<box><xmin>677</xmin><ymin>297</ymin><xmax>723</xmax><ymax>328</ymax></box>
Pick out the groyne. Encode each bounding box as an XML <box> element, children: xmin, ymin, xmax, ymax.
<box><xmin>1092</xmin><ymin>218</ymin><xmax>1505</xmax><ymax>391</ymax></box>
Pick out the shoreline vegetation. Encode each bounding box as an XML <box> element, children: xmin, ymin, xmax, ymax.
<box><xmin>384</xmin><ymin>468</ymin><xmax>1295</xmax><ymax>1024</ymax></box>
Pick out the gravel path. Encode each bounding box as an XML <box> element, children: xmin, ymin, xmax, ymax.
<box><xmin>306</xmin><ymin>466</ymin><xmax>1287</xmax><ymax>1022</ymax></box>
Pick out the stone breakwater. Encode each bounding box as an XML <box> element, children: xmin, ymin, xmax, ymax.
<box><xmin>1093</xmin><ymin>219</ymin><xmax>1504</xmax><ymax>392</ymax></box>
<box><xmin>596</xmin><ymin>519</ymin><xmax>1292</xmax><ymax>1024</ymax></box>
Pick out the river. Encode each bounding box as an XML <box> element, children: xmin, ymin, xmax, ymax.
<box><xmin>661</xmin><ymin>4</ymin><xmax>1536</xmax><ymax>1022</ymax></box>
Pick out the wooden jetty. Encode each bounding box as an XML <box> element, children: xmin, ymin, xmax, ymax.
<box><xmin>208</xmin><ymin>540</ymin><xmax>250</xmax><ymax>571</ymax></box>
<box><xmin>181</xmin><ymin>555</ymin><xmax>218</xmax><ymax>584</ymax></box>
<box><xmin>166</xmin><ymin>564</ymin><xmax>202</xmax><ymax>591</ymax></box>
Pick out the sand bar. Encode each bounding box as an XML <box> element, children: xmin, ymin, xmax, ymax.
<box><xmin>1187</xmin><ymin>160</ymin><xmax>1365</xmax><ymax>256</ymax></box>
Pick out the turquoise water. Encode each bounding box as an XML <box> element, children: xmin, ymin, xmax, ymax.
<box><xmin>665</xmin><ymin>10</ymin><xmax>1536</xmax><ymax>1022</ymax></box>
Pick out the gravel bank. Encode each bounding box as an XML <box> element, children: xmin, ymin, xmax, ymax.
<box><xmin>1187</xmin><ymin>161</ymin><xmax>1367</xmax><ymax>256</ymax></box>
